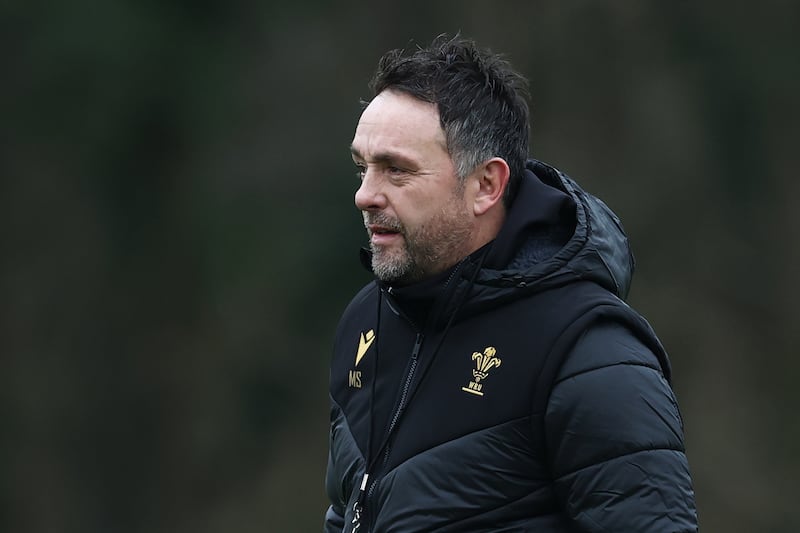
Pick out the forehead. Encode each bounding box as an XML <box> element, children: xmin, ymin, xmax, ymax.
<box><xmin>352</xmin><ymin>90</ymin><xmax>447</xmax><ymax>158</ymax></box>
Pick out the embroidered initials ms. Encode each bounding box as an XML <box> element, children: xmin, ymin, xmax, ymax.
<box><xmin>349</xmin><ymin>329</ymin><xmax>376</xmax><ymax>389</ymax></box>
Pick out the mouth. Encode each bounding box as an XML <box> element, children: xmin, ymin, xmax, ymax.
<box><xmin>368</xmin><ymin>225</ymin><xmax>402</xmax><ymax>245</ymax></box>
<box><xmin>369</xmin><ymin>225</ymin><xmax>399</xmax><ymax>235</ymax></box>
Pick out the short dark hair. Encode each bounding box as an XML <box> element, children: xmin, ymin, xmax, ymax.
<box><xmin>369</xmin><ymin>34</ymin><xmax>530</xmax><ymax>205</ymax></box>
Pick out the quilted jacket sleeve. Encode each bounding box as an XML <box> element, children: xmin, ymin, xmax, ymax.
<box><xmin>323</xmin><ymin>451</ymin><xmax>345</xmax><ymax>533</ymax></box>
<box><xmin>546</xmin><ymin>321</ymin><xmax>698</xmax><ymax>532</ymax></box>
<box><xmin>323</xmin><ymin>504</ymin><xmax>345</xmax><ymax>533</ymax></box>
<box><xmin>323</xmin><ymin>402</ymin><xmax>346</xmax><ymax>533</ymax></box>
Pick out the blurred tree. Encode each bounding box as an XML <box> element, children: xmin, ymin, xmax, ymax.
<box><xmin>0</xmin><ymin>1</ymin><xmax>797</xmax><ymax>532</ymax></box>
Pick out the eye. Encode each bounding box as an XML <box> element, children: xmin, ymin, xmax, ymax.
<box><xmin>354</xmin><ymin>163</ymin><xmax>366</xmax><ymax>180</ymax></box>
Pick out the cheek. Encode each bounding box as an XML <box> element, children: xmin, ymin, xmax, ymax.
<box><xmin>395</xmin><ymin>182</ymin><xmax>463</xmax><ymax>227</ymax></box>
<box><xmin>397</xmin><ymin>200</ymin><xmax>436</xmax><ymax>230</ymax></box>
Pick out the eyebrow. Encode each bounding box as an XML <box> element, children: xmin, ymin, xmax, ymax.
<box><xmin>349</xmin><ymin>145</ymin><xmax>417</xmax><ymax>168</ymax></box>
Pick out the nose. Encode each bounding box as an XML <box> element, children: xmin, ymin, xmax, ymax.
<box><xmin>354</xmin><ymin>171</ymin><xmax>386</xmax><ymax>211</ymax></box>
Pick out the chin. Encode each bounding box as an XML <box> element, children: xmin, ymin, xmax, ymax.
<box><xmin>372</xmin><ymin>257</ymin><xmax>413</xmax><ymax>283</ymax></box>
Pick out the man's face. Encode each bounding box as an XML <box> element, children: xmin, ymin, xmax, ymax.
<box><xmin>351</xmin><ymin>90</ymin><xmax>476</xmax><ymax>284</ymax></box>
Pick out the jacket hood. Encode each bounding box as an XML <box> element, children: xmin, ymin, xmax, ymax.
<box><xmin>455</xmin><ymin>159</ymin><xmax>636</xmax><ymax>314</ymax></box>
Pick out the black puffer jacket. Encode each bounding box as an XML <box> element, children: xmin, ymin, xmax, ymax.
<box><xmin>325</xmin><ymin>160</ymin><xmax>698</xmax><ymax>532</ymax></box>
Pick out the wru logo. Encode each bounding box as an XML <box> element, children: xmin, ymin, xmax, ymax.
<box><xmin>461</xmin><ymin>346</ymin><xmax>502</xmax><ymax>396</ymax></box>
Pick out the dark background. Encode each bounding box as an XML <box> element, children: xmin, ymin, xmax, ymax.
<box><xmin>2</xmin><ymin>2</ymin><xmax>798</xmax><ymax>532</ymax></box>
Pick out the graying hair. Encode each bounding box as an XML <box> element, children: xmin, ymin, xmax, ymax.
<box><xmin>368</xmin><ymin>34</ymin><xmax>531</xmax><ymax>205</ymax></box>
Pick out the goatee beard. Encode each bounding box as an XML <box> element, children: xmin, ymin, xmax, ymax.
<box><xmin>363</xmin><ymin>209</ymin><xmax>472</xmax><ymax>285</ymax></box>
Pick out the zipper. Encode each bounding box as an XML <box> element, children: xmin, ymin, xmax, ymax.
<box><xmin>353</xmin><ymin>256</ymin><xmax>483</xmax><ymax>532</ymax></box>
<box><xmin>384</xmin><ymin>332</ymin><xmax>423</xmax><ymax>440</ymax></box>
<box><xmin>359</xmin><ymin>331</ymin><xmax>423</xmax><ymax>532</ymax></box>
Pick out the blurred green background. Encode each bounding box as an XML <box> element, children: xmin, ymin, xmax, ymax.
<box><xmin>2</xmin><ymin>1</ymin><xmax>798</xmax><ymax>532</ymax></box>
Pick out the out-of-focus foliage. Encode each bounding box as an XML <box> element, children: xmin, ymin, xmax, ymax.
<box><xmin>1</xmin><ymin>1</ymin><xmax>797</xmax><ymax>532</ymax></box>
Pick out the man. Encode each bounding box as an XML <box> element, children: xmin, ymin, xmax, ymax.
<box><xmin>325</xmin><ymin>35</ymin><xmax>698</xmax><ymax>532</ymax></box>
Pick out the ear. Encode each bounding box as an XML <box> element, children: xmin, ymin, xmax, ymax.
<box><xmin>472</xmin><ymin>157</ymin><xmax>510</xmax><ymax>216</ymax></box>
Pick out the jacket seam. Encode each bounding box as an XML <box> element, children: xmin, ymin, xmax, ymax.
<box><xmin>437</xmin><ymin>483</ymin><xmax>556</xmax><ymax>531</ymax></box>
<box><xmin>380</xmin><ymin>415</ymin><xmax>530</xmax><ymax>477</ymax></box>
<box><xmin>553</xmin><ymin>446</ymin><xmax>687</xmax><ymax>480</ymax></box>
<box><xmin>553</xmin><ymin>360</ymin><xmax>662</xmax><ymax>386</ymax></box>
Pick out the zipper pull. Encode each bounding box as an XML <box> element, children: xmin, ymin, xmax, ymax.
<box><xmin>351</xmin><ymin>473</ymin><xmax>369</xmax><ymax>531</ymax></box>
<box><xmin>411</xmin><ymin>333</ymin><xmax>423</xmax><ymax>360</ymax></box>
